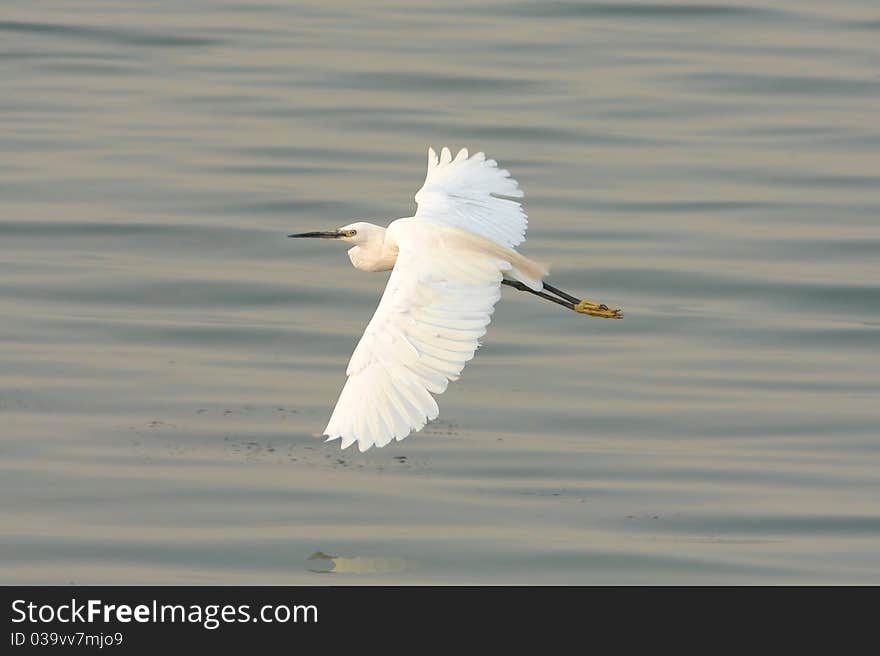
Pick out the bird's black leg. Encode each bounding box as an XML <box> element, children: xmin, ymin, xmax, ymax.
<box><xmin>502</xmin><ymin>280</ymin><xmax>623</xmax><ymax>318</ymax></box>
<box><xmin>541</xmin><ymin>282</ymin><xmax>581</xmax><ymax>304</ymax></box>
<box><xmin>501</xmin><ymin>280</ymin><xmax>576</xmax><ymax>311</ymax></box>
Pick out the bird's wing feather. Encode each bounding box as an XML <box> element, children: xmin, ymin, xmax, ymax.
<box><xmin>414</xmin><ymin>146</ymin><xmax>527</xmax><ymax>249</ymax></box>
<box><xmin>323</xmin><ymin>221</ymin><xmax>512</xmax><ymax>451</ymax></box>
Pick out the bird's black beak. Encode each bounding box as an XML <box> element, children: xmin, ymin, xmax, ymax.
<box><xmin>288</xmin><ymin>230</ymin><xmax>347</xmax><ymax>239</ymax></box>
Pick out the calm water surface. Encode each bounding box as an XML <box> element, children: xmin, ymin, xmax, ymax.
<box><xmin>2</xmin><ymin>0</ymin><xmax>879</xmax><ymax>583</ymax></box>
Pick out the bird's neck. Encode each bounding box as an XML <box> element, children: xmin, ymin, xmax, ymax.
<box><xmin>347</xmin><ymin>228</ymin><xmax>398</xmax><ymax>272</ymax></box>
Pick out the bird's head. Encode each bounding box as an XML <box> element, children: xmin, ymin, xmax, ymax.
<box><xmin>288</xmin><ymin>221</ymin><xmax>380</xmax><ymax>246</ymax></box>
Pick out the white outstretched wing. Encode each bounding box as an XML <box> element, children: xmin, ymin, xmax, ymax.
<box><xmin>323</xmin><ymin>222</ymin><xmax>513</xmax><ymax>452</ymax></box>
<box><xmin>414</xmin><ymin>146</ymin><xmax>527</xmax><ymax>249</ymax></box>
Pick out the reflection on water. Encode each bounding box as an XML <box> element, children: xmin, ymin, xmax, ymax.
<box><xmin>1</xmin><ymin>0</ymin><xmax>879</xmax><ymax>583</ymax></box>
<box><xmin>307</xmin><ymin>552</ymin><xmax>415</xmax><ymax>575</ymax></box>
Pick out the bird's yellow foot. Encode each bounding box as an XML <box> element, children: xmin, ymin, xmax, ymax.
<box><xmin>574</xmin><ymin>300</ymin><xmax>623</xmax><ymax>318</ymax></box>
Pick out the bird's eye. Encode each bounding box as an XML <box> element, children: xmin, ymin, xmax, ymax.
<box><xmin>347</xmin><ymin>229</ymin><xmax>357</xmax><ymax>237</ymax></box>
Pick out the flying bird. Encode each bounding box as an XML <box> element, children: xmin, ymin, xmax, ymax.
<box><xmin>290</xmin><ymin>147</ymin><xmax>622</xmax><ymax>451</ymax></box>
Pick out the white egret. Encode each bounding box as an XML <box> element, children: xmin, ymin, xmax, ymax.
<box><xmin>290</xmin><ymin>147</ymin><xmax>622</xmax><ymax>452</ymax></box>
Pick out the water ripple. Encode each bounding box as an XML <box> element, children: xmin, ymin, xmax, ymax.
<box><xmin>0</xmin><ymin>20</ymin><xmax>223</xmax><ymax>48</ymax></box>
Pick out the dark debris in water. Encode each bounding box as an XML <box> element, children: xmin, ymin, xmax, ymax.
<box><xmin>422</xmin><ymin>418</ymin><xmax>459</xmax><ymax>436</ymax></box>
<box><xmin>123</xmin><ymin>404</ymin><xmax>435</xmax><ymax>473</ymax></box>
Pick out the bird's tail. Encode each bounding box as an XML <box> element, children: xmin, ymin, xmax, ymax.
<box><xmin>507</xmin><ymin>251</ymin><xmax>549</xmax><ymax>291</ymax></box>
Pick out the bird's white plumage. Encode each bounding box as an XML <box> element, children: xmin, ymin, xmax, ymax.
<box><xmin>415</xmin><ymin>146</ymin><xmax>528</xmax><ymax>249</ymax></box>
<box><xmin>323</xmin><ymin>219</ymin><xmax>512</xmax><ymax>451</ymax></box>
<box><xmin>322</xmin><ymin>147</ymin><xmax>543</xmax><ymax>451</ymax></box>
